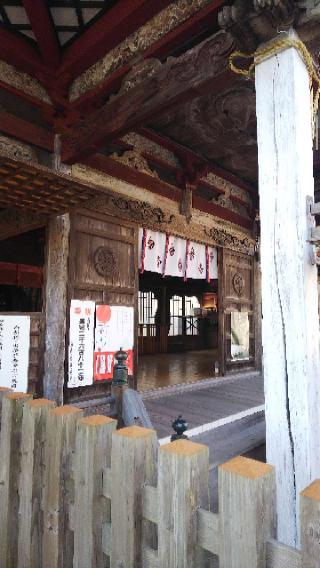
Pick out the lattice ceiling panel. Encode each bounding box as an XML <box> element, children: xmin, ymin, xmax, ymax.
<box><xmin>0</xmin><ymin>1</ymin><xmax>116</xmax><ymax>47</ymax></box>
<box><xmin>0</xmin><ymin>157</ymin><xmax>100</xmax><ymax>214</ymax></box>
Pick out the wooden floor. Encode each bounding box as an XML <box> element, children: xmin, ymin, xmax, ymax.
<box><xmin>137</xmin><ymin>349</ymin><xmax>219</xmax><ymax>391</ymax></box>
<box><xmin>142</xmin><ymin>371</ymin><xmax>264</xmax><ymax>439</ymax></box>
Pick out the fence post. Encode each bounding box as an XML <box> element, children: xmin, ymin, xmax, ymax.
<box><xmin>111</xmin><ymin>425</ymin><xmax>158</xmax><ymax>568</ymax></box>
<box><xmin>73</xmin><ymin>415</ymin><xmax>117</xmax><ymax>568</ymax></box>
<box><xmin>158</xmin><ymin>439</ymin><xmax>210</xmax><ymax>567</ymax></box>
<box><xmin>0</xmin><ymin>387</ymin><xmax>12</xmax><ymax>428</ymax></box>
<box><xmin>301</xmin><ymin>479</ymin><xmax>320</xmax><ymax>567</ymax></box>
<box><xmin>17</xmin><ymin>398</ymin><xmax>55</xmax><ymax>568</ymax></box>
<box><xmin>0</xmin><ymin>392</ymin><xmax>33</xmax><ymax>568</ymax></box>
<box><xmin>219</xmin><ymin>456</ymin><xmax>276</xmax><ymax>568</ymax></box>
<box><xmin>42</xmin><ymin>405</ymin><xmax>83</xmax><ymax>568</ymax></box>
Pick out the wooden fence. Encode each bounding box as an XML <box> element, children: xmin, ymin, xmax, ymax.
<box><xmin>0</xmin><ymin>388</ymin><xmax>319</xmax><ymax>568</ymax></box>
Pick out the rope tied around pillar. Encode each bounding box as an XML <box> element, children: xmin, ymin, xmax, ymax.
<box><xmin>229</xmin><ymin>37</ymin><xmax>320</xmax><ymax>138</ymax></box>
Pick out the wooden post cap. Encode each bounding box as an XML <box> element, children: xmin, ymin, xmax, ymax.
<box><xmin>161</xmin><ymin>439</ymin><xmax>208</xmax><ymax>457</ymax></box>
<box><xmin>0</xmin><ymin>387</ymin><xmax>12</xmax><ymax>392</ymax></box>
<box><xmin>50</xmin><ymin>405</ymin><xmax>82</xmax><ymax>416</ymax></box>
<box><xmin>114</xmin><ymin>425</ymin><xmax>155</xmax><ymax>438</ymax></box>
<box><xmin>5</xmin><ymin>392</ymin><xmax>32</xmax><ymax>400</ymax></box>
<box><xmin>78</xmin><ymin>415</ymin><xmax>116</xmax><ymax>427</ymax></box>
<box><xmin>219</xmin><ymin>456</ymin><xmax>274</xmax><ymax>479</ymax></box>
<box><xmin>26</xmin><ymin>398</ymin><xmax>55</xmax><ymax>408</ymax></box>
<box><xmin>301</xmin><ymin>480</ymin><xmax>320</xmax><ymax>501</ymax></box>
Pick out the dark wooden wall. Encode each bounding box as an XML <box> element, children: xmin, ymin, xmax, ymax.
<box><xmin>65</xmin><ymin>209</ymin><xmax>138</xmax><ymax>403</ymax></box>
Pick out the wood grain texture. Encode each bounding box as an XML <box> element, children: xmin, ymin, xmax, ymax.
<box><xmin>73</xmin><ymin>415</ymin><xmax>116</xmax><ymax>568</ymax></box>
<box><xmin>219</xmin><ymin>456</ymin><xmax>276</xmax><ymax>568</ymax></box>
<box><xmin>301</xmin><ymin>480</ymin><xmax>320</xmax><ymax>567</ymax></box>
<box><xmin>42</xmin><ymin>406</ymin><xmax>83</xmax><ymax>568</ymax></box>
<box><xmin>255</xmin><ymin>33</ymin><xmax>320</xmax><ymax>546</ymax></box>
<box><xmin>197</xmin><ymin>508</ymin><xmax>220</xmax><ymax>556</ymax></box>
<box><xmin>266</xmin><ymin>539</ymin><xmax>301</xmax><ymax>568</ymax></box>
<box><xmin>17</xmin><ymin>398</ymin><xmax>55</xmax><ymax>568</ymax></box>
<box><xmin>158</xmin><ymin>439</ymin><xmax>210</xmax><ymax>567</ymax></box>
<box><xmin>0</xmin><ymin>393</ymin><xmax>32</xmax><ymax>568</ymax></box>
<box><xmin>0</xmin><ymin>388</ymin><xmax>12</xmax><ymax>430</ymax></box>
<box><xmin>43</xmin><ymin>214</ymin><xmax>70</xmax><ymax>404</ymax></box>
<box><xmin>111</xmin><ymin>425</ymin><xmax>158</xmax><ymax>568</ymax></box>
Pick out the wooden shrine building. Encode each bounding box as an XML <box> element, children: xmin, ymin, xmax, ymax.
<box><xmin>1</xmin><ymin>0</ymin><xmax>320</xmax><ymax>547</ymax></box>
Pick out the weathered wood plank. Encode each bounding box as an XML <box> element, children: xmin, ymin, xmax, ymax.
<box><xmin>0</xmin><ymin>387</ymin><xmax>12</xmax><ymax>429</ymax></box>
<box><xmin>102</xmin><ymin>466</ymin><xmax>112</xmax><ymax>499</ymax></box>
<box><xmin>43</xmin><ymin>214</ymin><xmax>70</xmax><ymax>405</ymax></box>
<box><xmin>255</xmin><ymin>32</ymin><xmax>320</xmax><ymax>545</ymax></box>
<box><xmin>219</xmin><ymin>456</ymin><xmax>276</xmax><ymax>568</ymax></box>
<box><xmin>0</xmin><ymin>392</ymin><xmax>32</xmax><ymax>568</ymax></box>
<box><xmin>197</xmin><ymin>508</ymin><xmax>220</xmax><ymax>556</ymax></box>
<box><xmin>17</xmin><ymin>398</ymin><xmax>55</xmax><ymax>568</ymax></box>
<box><xmin>143</xmin><ymin>484</ymin><xmax>158</xmax><ymax>524</ymax></box>
<box><xmin>142</xmin><ymin>546</ymin><xmax>159</xmax><ymax>568</ymax></box>
<box><xmin>42</xmin><ymin>405</ymin><xmax>83</xmax><ymax>568</ymax></box>
<box><xmin>122</xmin><ymin>388</ymin><xmax>154</xmax><ymax>429</ymax></box>
<box><xmin>111</xmin><ymin>425</ymin><xmax>158</xmax><ymax>568</ymax></box>
<box><xmin>158</xmin><ymin>439</ymin><xmax>210</xmax><ymax>567</ymax></box>
<box><xmin>266</xmin><ymin>539</ymin><xmax>301</xmax><ymax>568</ymax></box>
<box><xmin>73</xmin><ymin>415</ymin><xmax>116</xmax><ymax>568</ymax></box>
<box><xmin>301</xmin><ymin>480</ymin><xmax>320</xmax><ymax>567</ymax></box>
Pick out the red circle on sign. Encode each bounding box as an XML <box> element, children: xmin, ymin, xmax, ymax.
<box><xmin>96</xmin><ymin>305</ymin><xmax>111</xmax><ymax>323</ymax></box>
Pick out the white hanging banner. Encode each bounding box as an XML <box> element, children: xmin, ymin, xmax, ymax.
<box><xmin>185</xmin><ymin>241</ymin><xmax>207</xmax><ymax>279</ymax></box>
<box><xmin>141</xmin><ymin>229</ymin><xmax>166</xmax><ymax>274</ymax></box>
<box><xmin>208</xmin><ymin>246</ymin><xmax>218</xmax><ymax>280</ymax></box>
<box><xmin>164</xmin><ymin>235</ymin><xmax>187</xmax><ymax>278</ymax></box>
<box><xmin>0</xmin><ymin>315</ymin><xmax>30</xmax><ymax>392</ymax></box>
<box><xmin>68</xmin><ymin>300</ymin><xmax>95</xmax><ymax>388</ymax></box>
<box><xmin>94</xmin><ymin>305</ymin><xmax>134</xmax><ymax>381</ymax></box>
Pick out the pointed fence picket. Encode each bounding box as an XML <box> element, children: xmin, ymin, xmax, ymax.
<box><xmin>0</xmin><ymin>392</ymin><xmax>318</xmax><ymax>568</ymax></box>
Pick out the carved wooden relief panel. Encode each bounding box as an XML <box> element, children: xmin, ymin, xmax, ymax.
<box><xmin>219</xmin><ymin>249</ymin><xmax>255</xmax><ymax>374</ymax></box>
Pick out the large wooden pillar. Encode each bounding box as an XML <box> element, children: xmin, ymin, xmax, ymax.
<box><xmin>43</xmin><ymin>214</ymin><xmax>70</xmax><ymax>405</ymax></box>
<box><xmin>255</xmin><ymin>33</ymin><xmax>320</xmax><ymax>545</ymax></box>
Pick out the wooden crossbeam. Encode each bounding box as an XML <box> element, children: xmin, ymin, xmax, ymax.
<box><xmin>58</xmin><ymin>0</ymin><xmax>173</xmax><ymax>85</ymax></box>
<box><xmin>22</xmin><ymin>0</ymin><xmax>61</xmax><ymax>69</ymax></box>
<box><xmin>0</xmin><ymin>24</ymin><xmax>53</xmax><ymax>82</ymax></box>
<box><xmin>61</xmin><ymin>31</ymin><xmax>236</xmax><ymax>163</ymax></box>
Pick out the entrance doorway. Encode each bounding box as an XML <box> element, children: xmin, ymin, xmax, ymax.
<box><xmin>137</xmin><ymin>271</ymin><xmax>219</xmax><ymax>391</ymax></box>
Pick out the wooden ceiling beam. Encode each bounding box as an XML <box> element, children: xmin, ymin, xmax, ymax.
<box><xmin>0</xmin><ymin>111</ymin><xmax>54</xmax><ymax>152</ymax></box>
<box><xmin>70</xmin><ymin>0</ymin><xmax>226</xmax><ymax>115</ymax></box>
<box><xmin>22</xmin><ymin>0</ymin><xmax>61</xmax><ymax>69</ymax></box>
<box><xmin>138</xmin><ymin>128</ymin><xmax>257</xmax><ymax>196</ymax></box>
<box><xmin>61</xmin><ymin>32</ymin><xmax>236</xmax><ymax>163</ymax></box>
<box><xmin>84</xmin><ymin>153</ymin><xmax>252</xmax><ymax>229</ymax></box>
<box><xmin>0</xmin><ymin>24</ymin><xmax>53</xmax><ymax>82</ymax></box>
<box><xmin>58</xmin><ymin>0</ymin><xmax>173</xmax><ymax>85</ymax></box>
<box><xmin>84</xmin><ymin>154</ymin><xmax>182</xmax><ymax>203</ymax></box>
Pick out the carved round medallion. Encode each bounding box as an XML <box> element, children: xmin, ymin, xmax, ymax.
<box><xmin>232</xmin><ymin>272</ymin><xmax>244</xmax><ymax>296</ymax></box>
<box><xmin>93</xmin><ymin>246</ymin><xmax>116</xmax><ymax>277</ymax></box>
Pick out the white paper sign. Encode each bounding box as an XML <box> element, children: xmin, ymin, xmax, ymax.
<box><xmin>94</xmin><ymin>305</ymin><xmax>134</xmax><ymax>380</ymax></box>
<box><xmin>68</xmin><ymin>300</ymin><xmax>95</xmax><ymax>388</ymax></box>
<box><xmin>0</xmin><ymin>315</ymin><xmax>30</xmax><ymax>392</ymax></box>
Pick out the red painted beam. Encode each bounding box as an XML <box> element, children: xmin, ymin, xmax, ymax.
<box><xmin>193</xmin><ymin>195</ymin><xmax>252</xmax><ymax>230</ymax></box>
<box><xmin>138</xmin><ymin>128</ymin><xmax>257</xmax><ymax>196</ymax></box>
<box><xmin>0</xmin><ymin>25</ymin><xmax>53</xmax><ymax>83</ymax></box>
<box><xmin>85</xmin><ymin>154</ymin><xmax>252</xmax><ymax>229</ymax></box>
<box><xmin>0</xmin><ymin>81</ymin><xmax>52</xmax><ymax>113</ymax></box>
<box><xmin>84</xmin><ymin>154</ymin><xmax>182</xmax><ymax>203</ymax></box>
<box><xmin>0</xmin><ymin>262</ymin><xmax>43</xmax><ymax>288</ymax></box>
<box><xmin>0</xmin><ymin>111</ymin><xmax>54</xmax><ymax>152</ymax></box>
<box><xmin>58</xmin><ymin>0</ymin><xmax>174</xmax><ymax>84</ymax></box>
<box><xmin>22</xmin><ymin>0</ymin><xmax>61</xmax><ymax>69</ymax></box>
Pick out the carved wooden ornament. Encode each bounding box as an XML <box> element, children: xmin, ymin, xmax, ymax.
<box><xmin>93</xmin><ymin>246</ymin><xmax>117</xmax><ymax>277</ymax></box>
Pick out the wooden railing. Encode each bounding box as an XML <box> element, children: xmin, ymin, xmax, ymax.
<box><xmin>0</xmin><ymin>388</ymin><xmax>317</xmax><ymax>567</ymax></box>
